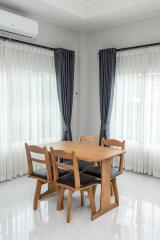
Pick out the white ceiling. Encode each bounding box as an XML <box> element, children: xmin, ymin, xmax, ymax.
<box><xmin>0</xmin><ymin>0</ymin><xmax>160</xmax><ymax>31</ymax></box>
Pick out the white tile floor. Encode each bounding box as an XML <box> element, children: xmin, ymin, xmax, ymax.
<box><xmin>0</xmin><ymin>171</ymin><xmax>160</xmax><ymax>240</ymax></box>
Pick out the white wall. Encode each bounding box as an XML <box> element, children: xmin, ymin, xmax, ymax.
<box><xmin>79</xmin><ymin>15</ymin><xmax>160</xmax><ymax>137</ymax></box>
<box><xmin>0</xmin><ymin>17</ymin><xmax>80</xmax><ymax>140</ymax></box>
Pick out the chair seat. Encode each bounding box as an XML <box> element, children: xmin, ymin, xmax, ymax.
<box><xmin>32</xmin><ymin>168</ymin><xmax>68</xmax><ymax>180</ymax></box>
<box><xmin>83</xmin><ymin>166</ymin><xmax>121</xmax><ymax>178</ymax></box>
<box><xmin>64</xmin><ymin>159</ymin><xmax>92</xmax><ymax>171</ymax></box>
<box><xmin>57</xmin><ymin>172</ymin><xmax>99</xmax><ymax>188</ymax></box>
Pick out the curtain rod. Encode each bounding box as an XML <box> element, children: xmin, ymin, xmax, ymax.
<box><xmin>116</xmin><ymin>42</ymin><xmax>160</xmax><ymax>52</ymax></box>
<box><xmin>2</xmin><ymin>34</ymin><xmax>160</xmax><ymax>53</ymax></box>
<box><xmin>0</xmin><ymin>34</ymin><xmax>58</xmax><ymax>51</ymax></box>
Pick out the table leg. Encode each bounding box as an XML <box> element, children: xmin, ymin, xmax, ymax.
<box><xmin>100</xmin><ymin>159</ymin><xmax>111</xmax><ymax>208</ymax></box>
<box><xmin>92</xmin><ymin>158</ymin><xmax>118</xmax><ymax>220</ymax></box>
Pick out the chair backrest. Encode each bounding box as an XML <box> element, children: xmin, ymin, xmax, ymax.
<box><xmin>50</xmin><ymin>147</ymin><xmax>80</xmax><ymax>188</ymax></box>
<box><xmin>79</xmin><ymin>135</ymin><xmax>99</xmax><ymax>145</ymax></box>
<box><xmin>25</xmin><ymin>143</ymin><xmax>52</xmax><ymax>181</ymax></box>
<box><xmin>101</xmin><ymin>138</ymin><xmax>125</xmax><ymax>173</ymax></box>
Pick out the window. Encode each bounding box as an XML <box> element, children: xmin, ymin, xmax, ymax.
<box><xmin>110</xmin><ymin>47</ymin><xmax>160</xmax><ymax>177</ymax></box>
<box><xmin>0</xmin><ymin>40</ymin><xmax>61</xmax><ymax>181</ymax></box>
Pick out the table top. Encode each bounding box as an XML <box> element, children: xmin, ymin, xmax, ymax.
<box><xmin>49</xmin><ymin>141</ymin><xmax>126</xmax><ymax>162</ymax></box>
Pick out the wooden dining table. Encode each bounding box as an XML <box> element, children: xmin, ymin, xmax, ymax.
<box><xmin>45</xmin><ymin>141</ymin><xmax>126</xmax><ymax>220</ymax></box>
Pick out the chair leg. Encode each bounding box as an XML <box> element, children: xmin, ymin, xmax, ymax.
<box><xmin>88</xmin><ymin>186</ymin><xmax>96</xmax><ymax>220</ymax></box>
<box><xmin>93</xmin><ymin>185</ymin><xmax>97</xmax><ymax>198</ymax></box>
<box><xmin>80</xmin><ymin>191</ymin><xmax>85</xmax><ymax>207</ymax></box>
<box><xmin>61</xmin><ymin>195</ymin><xmax>64</xmax><ymax>210</ymax></box>
<box><xmin>67</xmin><ymin>190</ymin><xmax>72</xmax><ymax>223</ymax></box>
<box><xmin>57</xmin><ymin>187</ymin><xmax>65</xmax><ymax>210</ymax></box>
<box><xmin>33</xmin><ymin>180</ymin><xmax>43</xmax><ymax>210</ymax></box>
<box><xmin>110</xmin><ymin>182</ymin><xmax>114</xmax><ymax>196</ymax></box>
<box><xmin>111</xmin><ymin>178</ymin><xmax>119</xmax><ymax>205</ymax></box>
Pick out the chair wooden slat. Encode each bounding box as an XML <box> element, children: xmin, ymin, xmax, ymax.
<box><xmin>80</xmin><ymin>135</ymin><xmax>99</xmax><ymax>145</ymax></box>
<box><xmin>53</xmin><ymin>150</ymin><xmax>73</xmax><ymax>159</ymax></box>
<box><xmin>31</xmin><ymin>158</ymin><xmax>46</xmax><ymax>164</ymax></box>
<box><xmin>28</xmin><ymin>145</ymin><xmax>45</xmax><ymax>154</ymax></box>
<box><xmin>57</xmin><ymin>162</ymin><xmax>74</xmax><ymax>171</ymax></box>
<box><xmin>101</xmin><ymin>138</ymin><xmax>125</xmax><ymax>148</ymax></box>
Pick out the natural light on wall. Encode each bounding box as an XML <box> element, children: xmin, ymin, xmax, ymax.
<box><xmin>110</xmin><ymin>46</ymin><xmax>160</xmax><ymax>177</ymax></box>
<box><xmin>0</xmin><ymin>40</ymin><xmax>61</xmax><ymax>181</ymax></box>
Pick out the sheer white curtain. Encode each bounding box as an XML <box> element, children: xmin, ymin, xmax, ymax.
<box><xmin>110</xmin><ymin>46</ymin><xmax>160</xmax><ymax>177</ymax></box>
<box><xmin>0</xmin><ymin>40</ymin><xmax>61</xmax><ymax>181</ymax></box>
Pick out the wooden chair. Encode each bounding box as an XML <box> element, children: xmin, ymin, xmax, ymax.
<box><xmin>64</xmin><ymin>135</ymin><xmax>99</xmax><ymax>172</ymax></box>
<box><xmin>101</xmin><ymin>138</ymin><xmax>125</xmax><ymax>175</ymax></box>
<box><xmin>79</xmin><ymin>135</ymin><xmax>99</xmax><ymax>201</ymax></box>
<box><xmin>25</xmin><ymin>143</ymin><xmax>52</xmax><ymax>210</ymax></box>
<box><xmin>83</xmin><ymin>138</ymin><xmax>125</xmax><ymax>205</ymax></box>
<box><xmin>25</xmin><ymin>143</ymin><xmax>67</xmax><ymax>210</ymax></box>
<box><xmin>50</xmin><ymin>147</ymin><xmax>99</xmax><ymax>223</ymax></box>
<box><xmin>79</xmin><ymin>135</ymin><xmax>99</xmax><ymax>170</ymax></box>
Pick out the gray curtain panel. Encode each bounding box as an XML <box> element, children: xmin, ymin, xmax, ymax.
<box><xmin>99</xmin><ymin>48</ymin><xmax>116</xmax><ymax>142</ymax></box>
<box><xmin>54</xmin><ymin>48</ymin><xmax>75</xmax><ymax>140</ymax></box>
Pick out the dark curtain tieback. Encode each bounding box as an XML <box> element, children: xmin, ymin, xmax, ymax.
<box><xmin>64</xmin><ymin>124</ymin><xmax>71</xmax><ymax>131</ymax></box>
<box><xmin>101</xmin><ymin>125</ymin><xmax>107</xmax><ymax>130</ymax></box>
